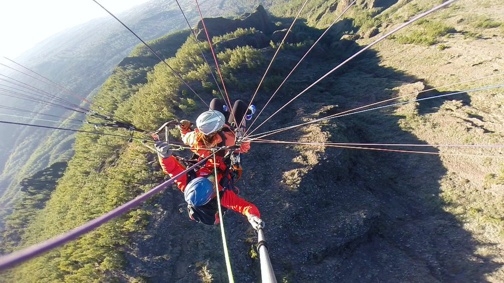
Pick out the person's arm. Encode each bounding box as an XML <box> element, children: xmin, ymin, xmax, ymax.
<box><xmin>179</xmin><ymin>120</ymin><xmax>197</xmax><ymax>146</ymax></box>
<box><xmin>222</xmin><ymin>129</ymin><xmax>249</xmax><ymax>153</ymax></box>
<box><xmin>181</xmin><ymin>130</ymin><xmax>196</xmax><ymax>146</ymax></box>
<box><xmin>158</xmin><ymin>155</ymin><xmax>188</xmax><ymax>192</ymax></box>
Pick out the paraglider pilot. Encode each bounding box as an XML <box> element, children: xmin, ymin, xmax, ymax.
<box><xmin>154</xmin><ymin>104</ymin><xmax>263</xmax><ymax>230</ymax></box>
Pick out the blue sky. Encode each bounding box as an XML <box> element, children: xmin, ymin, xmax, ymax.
<box><xmin>0</xmin><ymin>0</ymin><xmax>150</xmax><ymax>58</ymax></box>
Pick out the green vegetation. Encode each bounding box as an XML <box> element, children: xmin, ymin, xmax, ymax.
<box><xmin>269</xmin><ymin>0</ymin><xmax>380</xmax><ymax>29</ymax></box>
<box><xmin>0</xmin><ymin>8</ymin><xmax>344</xmax><ymax>280</ymax></box>
<box><xmin>346</xmin><ymin>7</ymin><xmax>382</xmax><ymax>33</ymax></box>
<box><xmin>3</xmin><ymin>1</ymin><xmax>503</xmax><ymax>281</ymax></box>
<box><xmin>9</xmin><ymin>126</ymin><xmax>159</xmax><ymax>281</ymax></box>
<box><xmin>92</xmin><ymin>65</ymin><xmax>151</xmax><ymax>120</ymax></box>
<box><xmin>1</xmin><ymin>4</ymin><xmax>348</xmax><ymax>276</ymax></box>
<box><xmin>217</xmin><ymin>46</ymin><xmax>264</xmax><ymax>88</ymax></box>
<box><xmin>471</xmin><ymin>16</ymin><xmax>503</xmax><ymax>29</ymax></box>
<box><xmin>213</xmin><ymin>27</ymin><xmax>259</xmax><ymax>43</ymax></box>
<box><xmin>0</xmin><ymin>127</ymin><xmax>74</xmax><ymax>209</ymax></box>
<box><xmin>2</xmin><ymin>21</ymin><xmax>295</xmax><ymax>281</ymax></box>
<box><xmin>0</xmin><ymin>162</ymin><xmax>67</xmax><ymax>254</ymax></box>
<box><xmin>441</xmin><ymin>167</ymin><xmax>504</xmax><ymax>242</ymax></box>
<box><xmin>393</xmin><ymin>19</ymin><xmax>456</xmax><ymax>45</ymax></box>
<box><xmin>0</xmin><ymin>0</ymin><xmax>203</xmax><ymax>216</ymax></box>
<box><xmin>130</xmin><ymin>30</ymin><xmax>192</xmax><ymax>58</ymax></box>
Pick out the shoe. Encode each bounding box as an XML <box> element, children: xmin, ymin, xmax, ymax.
<box><xmin>245</xmin><ymin>105</ymin><xmax>256</xmax><ymax>120</ymax></box>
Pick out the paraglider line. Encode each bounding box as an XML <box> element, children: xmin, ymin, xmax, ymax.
<box><xmin>247</xmin><ymin>0</ymin><xmax>458</xmax><ymax>136</ymax></box>
<box><xmin>251</xmin><ymin>139</ymin><xmax>504</xmax><ymax>158</ymax></box>
<box><xmin>174</xmin><ymin>0</ymin><xmax>226</xmax><ymax>101</ymax></box>
<box><xmin>91</xmin><ymin>0</ymin><xmax>208</xmax><ymax>106</ymax></box>
<box><xmin>245</xmin><ymin>0</ymin><xmax>357</xmax><ymax>135</ymax></box>
<box><xmin>247</xmin><ymin>83</ymin><xmax>504</xmax><ymax>140</ymax></box>
<box><xmin>194</xmin><ymin>0</ymin><xmax>232</xmax><ymax>112</ymax></box>
<box><xmin>0</xmin><ymin>156</ymin><xmax>212</xmax><ymax>270</ymax></box>
<box><xmin>243</xmin><ymin>0</ymin><xmax>311</xmax><ymax>130</ymax></box>
<box><xmin>211</xmin><ymin>153</ymin><xmax>235</xmax><ymax>283</ymax></box>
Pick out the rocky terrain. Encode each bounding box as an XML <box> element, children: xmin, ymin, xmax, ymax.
<box><xmin>119</xmin><ymin>1</ymin><xmax>504</xmax><ymax>282</ymax></box>
<box><xmin>2</xmin><ymin>1</ymin><xmax>503</xmax><ymax>282</ymax></box>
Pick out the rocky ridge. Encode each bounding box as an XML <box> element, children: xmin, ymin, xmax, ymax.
<box><xmin>123</xmin><ymin>1</ymin><xmax>504</xmax><ymax>282</ymax></box>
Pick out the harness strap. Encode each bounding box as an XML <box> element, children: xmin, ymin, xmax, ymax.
<box><xmin>214</xmin><ymin>130</ymin><xmax>228</xmax><ymax>157</ymax></box>
<box><xmin>182</xmin><ymin>127</ymin><xmax>242</xmax><ymax>192</ymax></box>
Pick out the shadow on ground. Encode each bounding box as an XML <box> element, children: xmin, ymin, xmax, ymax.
<box><xmin>124</xmin><ymin>12</ymin><xmax>501</xmax><ymax>283</ymax></box>
<box><xmin>417</xmin><ymin>88</ymin><xmax>471</xmax><ymax>115</ymax></box>
<box><xmin>234</xmin><ymin>42</ymin><xmax>500</xmax><ymax>282</ymax></box>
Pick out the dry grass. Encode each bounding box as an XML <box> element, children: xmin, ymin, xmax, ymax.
<box><xmin>357</xmin><ymin>0</ymin><xmax>504</xmax><ymax>280</ymax></box>
<box><xmin>197</xmin><ymin>261</ymin><xmax>214</xmax><ymax>283</ymax></box>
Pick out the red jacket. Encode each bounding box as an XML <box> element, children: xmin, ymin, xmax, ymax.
<box><xmin>159</xmin><ymin>155</ymin><xmax>260</xmax><ymax>218</ymax></box>
<box><xmin>180</xmin><ymin>125</ymin><xmax>250</xmax><ymax>154</ymax></box>
<box><xmin>178</xmin><ymin>124</ymin><xmax>250</xmax><ymax>177</ymax></box>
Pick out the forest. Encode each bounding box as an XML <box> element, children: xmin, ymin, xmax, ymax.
<box><xmin>1</xmin><ymin>0</ymin><xmax>504</xmax><ymax>282</ymax></box>
<box><xmin>2</xmin><ymin>5</ymin><xmax>321</xmax><ymax>281</ymax></box>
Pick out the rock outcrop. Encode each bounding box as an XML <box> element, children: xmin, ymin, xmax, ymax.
<box><xmin>195</xmin><ymin>5</ymin><xmax>277</xmax><ymax>41</ymax></box>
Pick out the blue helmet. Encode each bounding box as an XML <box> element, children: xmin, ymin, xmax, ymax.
<box><xmin>184</xmin><ymin>177</ymin><xmax>214</xmax><ymax>206</ymax></box>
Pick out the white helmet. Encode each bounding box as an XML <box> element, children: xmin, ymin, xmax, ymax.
<box><xmin>196</xmin><ymin>110</ymin><xmax>225</xmax><ymax>135</ymax></box>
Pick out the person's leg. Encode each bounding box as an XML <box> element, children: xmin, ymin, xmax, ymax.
<box><xmin>229</xmin><ymin>100</ymin><xmax>248</xmax><ymax>127</ymax></box>
<box><xmin>209</xmin><ymin>98</ymin><xmax>229</xmax><ymax>122</ymax></box>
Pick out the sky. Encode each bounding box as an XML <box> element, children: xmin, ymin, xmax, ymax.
<box><xmin>0</xmin><ymin>0</ymin><xmax>151</xmax><ymax>58</ymax></box>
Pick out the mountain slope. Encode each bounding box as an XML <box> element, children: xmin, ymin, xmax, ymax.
<box><xmin>0</xmin><ymin>0</ymin><xmax>271</xmax><ymax>219</ymax></box>
<box><xmin>2</xmin><ymin>0</ymin><xmax>504</xmax><ymax>282</ymax></box>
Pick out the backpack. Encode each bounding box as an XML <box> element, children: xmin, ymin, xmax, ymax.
<box><xmin>187</xmin><ymin>196</ymin><xmax>227</xmax><ymax>225</ymax></box>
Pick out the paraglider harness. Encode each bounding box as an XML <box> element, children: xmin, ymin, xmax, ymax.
<box><xmin>186</xmin><ymin>193</ymin><xmax>225</xmax><ymax>225</ymax></box>
<box><xmin>178</xmin><ymin>128</ymin><xmax>243</xmax><ymax>225</ymax></box>
<box><xmin>147</xmin><ymin>119</ymin><xmax>244</xmax><ymax>225</ymax></box>
<box><xmin>180</xmin><ymin>127</ymin><xmax>243</xmax><ymax>185</ymax></box>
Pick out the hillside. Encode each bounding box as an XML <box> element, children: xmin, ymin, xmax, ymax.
<box><xmin>0</xmin><ymin>0</ymin><xmax>185</xmax><ymax>209</ymax></box>
<box><xmin>1</xmin><ymin>0</ymin><xmax>504</xmax><ymax>282</ymax></box>
<box><xmin>0</xmin><ymin>162</ymin><xmax>67</xmax><ymax>254</ymax></box>
<box><xmin>0</xmin><ymin>0</ymin><xmax>271</xmax><ymax>222</ymax></box>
